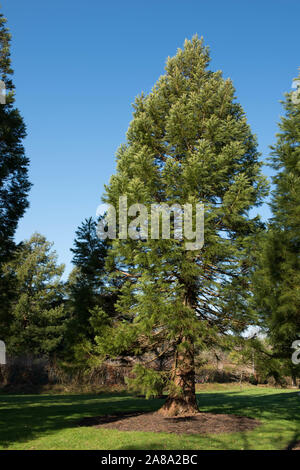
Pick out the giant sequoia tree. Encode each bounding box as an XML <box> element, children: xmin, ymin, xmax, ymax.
<box><xmin>99</xmin><ymin>37</ymin><xmax>268</xmax><ymax>415</ymax></box>
<box><xmin>254</xmin><ymin>72</ymin><xmax>300</xmax><ymax>382</ymax></box>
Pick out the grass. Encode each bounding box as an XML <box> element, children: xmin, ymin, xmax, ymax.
<box><xmin>0</xmin><ymin>385</ymin><xmax>299</xmax><ymax>450</ymax></box>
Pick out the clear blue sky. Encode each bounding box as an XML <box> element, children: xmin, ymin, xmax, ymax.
<box><xmin>2</xmin><ymin>0</ymin><xmax>299</xmax><ymax>277</ymax></box>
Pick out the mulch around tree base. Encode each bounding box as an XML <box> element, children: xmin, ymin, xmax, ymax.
<box><xmin>79</xmin><ymin>411</ymin><xmax>261</xmax><ymax>435</ymax></box>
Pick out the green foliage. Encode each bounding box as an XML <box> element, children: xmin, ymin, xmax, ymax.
<box><xmin>230</xmin><ymin>336</ymin><xmax>288</xmax><ymax>386</ymax></box>
<box><xmin>253</xmin><ymin>71</ymin><xmax>300</xmax><ymax>379</ymax></box>
<box><xmin>0</xmin><ymin>12</ymin><xmax>31</xmax><ymax>263</ymax></box>
<box><xmin>65</xmin><ymin>217</ymin><xmax>120</xmax><ymax>362</ymax></box>
<box><xmin>70</xmin><ymin>217</ymin><xmax>108</xmax><ymax>283</ymax></box>
<box><xmin>97</xmin><ymin>36</ymin><xmax>268</xmax><ymax>397</ymax></box>
<box><xmin>126</xmin><ymin>364</ymin><xmax>165</xmax><ymax>398</ymax></box>
<box><xmin>2</xmin><ymin>233</ymin><xmax>66</xmax><ymax>356</ymax></box>
<box><xmin>0</xmin><ymin>11</ymin><xmax>31</xmax><ymax>333</ymax></box>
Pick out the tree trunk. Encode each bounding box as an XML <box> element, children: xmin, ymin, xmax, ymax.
<box><xmin>291</xmin><ymin>373</ymin><xmax>297</xmax><ymax>388</ymax></box>
<box><xmin>158</xmin><ymin>336</ymin><xmax>199</xmax><ymax>416</ymax></box>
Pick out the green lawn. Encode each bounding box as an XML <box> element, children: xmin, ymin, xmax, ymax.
<box><xmin>0</xmin><ymin>386</ymin><xmax>299</xmax><ymax>450</ymax></box>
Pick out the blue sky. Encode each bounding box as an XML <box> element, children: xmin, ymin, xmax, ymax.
<box><xmin>2</xmin><ymin>0</ymin><xmax>300</xmax><ymax>277</ymax></box>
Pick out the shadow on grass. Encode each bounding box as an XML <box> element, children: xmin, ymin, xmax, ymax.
<box><xmin>285</xmin><ymin>432</ymin><xmax>300</xmax><ymax>450</ymax></box>
<box><xmin>117</xmin><ymin>422</ymin><xmax>300</xmax><ymax>451</ymax></box>
<box><xmin>0</xmin><ymin>393</ymin><xmax>164</xmax><ymax>448</ymax></box>
<box><xmin>0</xmin><ymin>389</ymin><xmax>299</xmax><ymax>449</ymax></box>
<box><xmin>196</xmin><ymin>389</ymin><xmax>300</xmax><ymax>422</ymax></box>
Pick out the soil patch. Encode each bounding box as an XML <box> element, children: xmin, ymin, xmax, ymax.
<box><xmin>79</xmin><ymin>411</ymin><xmax>261</xmax><ymax>435</ymax></box>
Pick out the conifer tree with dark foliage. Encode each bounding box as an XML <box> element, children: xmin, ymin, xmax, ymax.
<box><xmin>96</xmin><ymin>37</ymin><xmax>268</xmax><ymax>415</ymax></box>
<box><xmin>0</xmin><ymin>12</ymin><xmax>31</xmax><ymax>262</ymax></box>
<box><xmin>3</xmin><ymin>233</ymin><xmax>66</xmax><ymax>356</ymax></box>
<box><xmin>66</xmin><ymin>217</ymin><xmax>119</xmax><ymax>361</ymax></box>
<box><xmin>0</xmin><ymin>12</ymin><xmax>31</xmax><ymax>334</ymax></box>
<box><xmin>254</xmin><ymin>73</ymin><xmax>300</xmax><ymax>383</ymax></box>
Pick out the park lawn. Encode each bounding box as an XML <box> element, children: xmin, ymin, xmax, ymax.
<box><xmin>0</xmin><ymin>385</ymin><xmax>299</xmax><ymax>450</ymax></box>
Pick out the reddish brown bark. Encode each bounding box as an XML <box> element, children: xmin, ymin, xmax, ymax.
<box><xmin>158</xmin><ymin>336</ymin><xmax>199</xmax><ymax>417</ymax></box>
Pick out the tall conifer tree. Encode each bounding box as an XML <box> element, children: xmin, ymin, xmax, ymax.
<box><xmin>0</xmin><ymin>12</ymin><xmax>31</xmax><ymax>262</ymax></box>
<box><xmin>254</xmin><ymin>72</ymin><xmax>300</xmax><ymax>383</ymax></box>
<box><xmin>3</xmin><ymin>233</ymin><xmax>66</xmax><ymax>356</ymax></box>
<box><xmin>66</xmin><ymin>217</ymin><xmax>120</xmax><ymax>362</ymax></box>
<box><xmin>99</xmin><ymin>37</ymin><xmax>268</xmax><ymax>415</ymax></box>
<box><xmin>0</xmin><ymin>11</ymin><xmax>31</xmax><ymax>334</ymax></box>
<box><xmin>68</xmin><ymin>218</ymin><xmax>113</xmax><ymax>343</ymax></box>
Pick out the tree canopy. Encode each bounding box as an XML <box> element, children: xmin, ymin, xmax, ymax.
<box><xmin>95</xmin><ymin>36</ymin><xmax>269</xmax><ymax>415</ymax></box>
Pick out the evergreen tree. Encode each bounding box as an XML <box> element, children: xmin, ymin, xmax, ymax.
<box><xmin>0</xmin><ymin>12</ymin><xmax>31</xmax><ymax>262</ymax></box>
<box><xmin>71</xmin><ymin>217</ymin><xmax>108</xmax><ymax>283</ymax></box>
<box><xmin>2</xmin><ymin>233</ymin><xmax>66</xmax><ymax>357</ymax></box>
<box><xmin>66</xmin><ymin>217</ymin><xmax>119</xmax><ymax>361</ymax></box>
<box><xmin>0</xmin><ymin>12</ymin><xmax>31</xmax><ymax>332</ymax></box>
<box><xmin>97</xmin><ymin>37</ymin><xmax>268</xmax><ymax>415</ymax></box>
<box><xmin>254</xmin><ymin>72</ymin><xmax>300</xmax><ymax>383</ymax></box>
